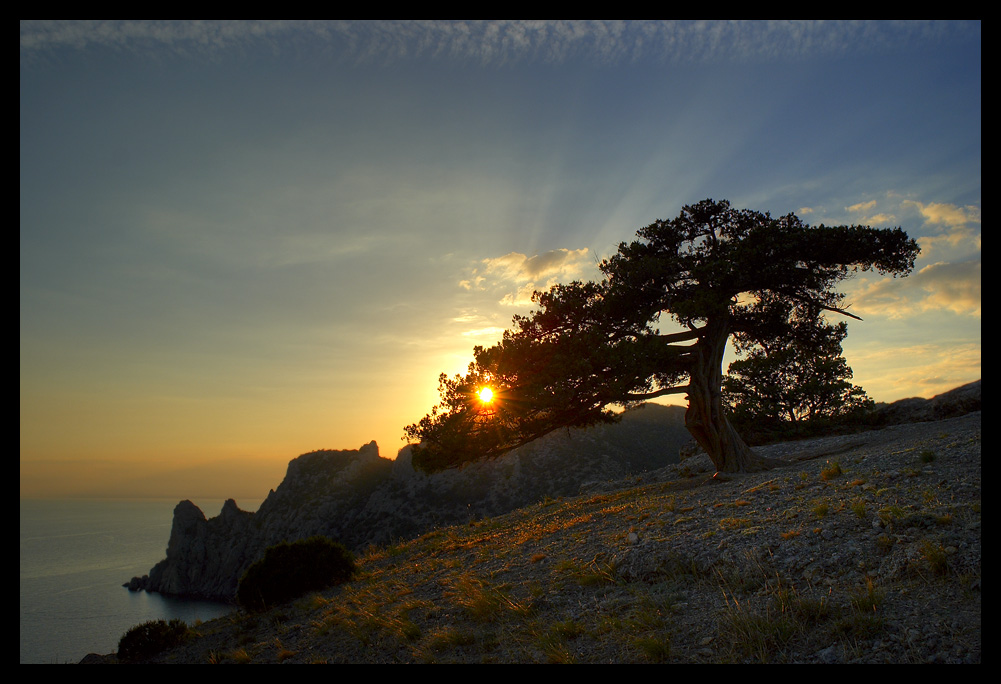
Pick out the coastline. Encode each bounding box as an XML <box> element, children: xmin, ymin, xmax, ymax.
<box><xmin>19</xmin><ymin>498</ymin><xmax>234</xmax><ymax>664</ymax></box>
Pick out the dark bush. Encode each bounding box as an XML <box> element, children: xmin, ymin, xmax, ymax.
<box><xmin>237</xmin><ymin>536</ymin><xmax>356</xmax><ymax>611</ymax></box>
<box><xmin>117</xmin><ymin>618</ymin><xmax>191</xmax><ymax>662</ymax></box>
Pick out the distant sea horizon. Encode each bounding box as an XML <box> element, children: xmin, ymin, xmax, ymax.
<box><xmin>19</xmin><ymin>498</ymin><xmax>245</xmax><ymax>664</ymax></box>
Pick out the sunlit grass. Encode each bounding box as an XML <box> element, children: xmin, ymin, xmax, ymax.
<box><xmin>821</xmin><ymin>460</ymin><xmax>843</xmax><ymax>481</ymax></box>
<box><xmin>175</xmin><ymin>431</ymin><xmax>978</xmax><ymax>665</ymax></box>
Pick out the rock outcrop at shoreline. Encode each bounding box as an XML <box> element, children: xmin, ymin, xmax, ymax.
<box><xmin>127</xmin><ymin>381</ymin><xmax>981</xmax><ymax>601</ymax></box>
<box><xmin>117</xmin><ymin>403</ymin><xmax>980</xmax><ymax>664</ymax></box>
<box><xmin>127</xmin><ymin>403</ymin><xmax>693</xmax><ymax>600</ymax></box>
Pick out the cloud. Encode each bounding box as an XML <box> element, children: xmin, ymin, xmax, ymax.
<box><xmin>847</xmin><ymin>342</ymin><xmax>980</xmax><ymax>401</ymax></box>
<box><xmin>841</xmin><ymin>198</ymin><xmax>895</xmax><ymax>225</ymax></box>
<box><xmin>911</xmin><ymin>261</ymin><xmax>982</xmax><ymax>316</ymax></box>
<box><xmin>902</xmin><ymin>200</ymin><xmax>981</xmax><ymax>228</ymax></box>
<box><xmin>846</xmin><ymin>200</ymin><xmax>877</xmax><ymax>212</ymax></box>
<box><xmin>458</xmin><ymin>276</ymin><xmax>486</xmax><ymax>291</ymax></box>
<box><xmin>21</xmin><ymin>20</ymin><xmax>980</xmax><ymax>67</ymax></box>
<box><xmin>481</xmin><ymin>248</ymin><xmax>591</xmax><ymax>281</ymax></box>
<box><xmin>901</xmin><ymin>200</ymin><xmax>982</xmax><ymax>261</ymax></box>
<box><xmin>464</xmin><ymin>248</ymin><xmax>592</xmax><ymax>306</ymax></box>
<box><xmin>499</xmin><ymin>283</ymin><xmax>542</xmax><ymax>308</ymax></box>
<box><xmin>19</xmin><ymin>20</ymin><xmax>303</xmax><ymax>57</ymax></box>
<box><xmin>851</xmin><ymin>259</ymin><xmax>981</xmax><ymax>318</ymax></box>
<box><xmin>460</xmin><ymin>326</ymin><xmax>506</xmax><ymax>339</ymax></box>
<box><xmin>920</xmin><ymin>230</ymin><xmax>981</xmax><ymax>254</ymax></box>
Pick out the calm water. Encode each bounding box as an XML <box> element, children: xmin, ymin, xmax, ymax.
<box><xmin>19</xmin><ymin>498</ymin><xmax>243</xmax><ymax>664</ymax></box>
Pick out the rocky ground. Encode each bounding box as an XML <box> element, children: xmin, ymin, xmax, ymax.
<box><xmin>100</xmin><ymin>410</ymin><xmax>980</xmax><ymax>664</ymax></box>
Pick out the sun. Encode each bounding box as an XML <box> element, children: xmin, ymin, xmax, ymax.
<box><xmin>477</xmin><ymin>386</ymin><xmax>494</xmax><ymax>404</ymax></box>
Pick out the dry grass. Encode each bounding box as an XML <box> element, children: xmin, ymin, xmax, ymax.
<box><xmin>142</xmin><ymin>419</ymin><xmax>980</xmax><ymax>664</ymax></box>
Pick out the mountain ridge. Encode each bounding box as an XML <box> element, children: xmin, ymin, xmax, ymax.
<box><xmin>127</xmin><ymin>403</ymin><xmax>692</xmax><ymax>600</ymax></box>
<box><xmin>126</xmin><ymin>382</ymin><xmax>980</xmax><ymax>602</ymax></box>
<box><xmin>109</xmin><ymin>402</ymin><xmax>980</xmax><ymax>663</ymax></box>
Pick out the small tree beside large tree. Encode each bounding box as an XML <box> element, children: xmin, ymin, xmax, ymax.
<box><xmin>722</xmin><ymin>295</ymin><xmax>875</xmax><ymax>442</ymax></box>
<box><xmin>405</xmin><ymin>199</ymin><xmax>918</xmax><ymax>474</ymax></box>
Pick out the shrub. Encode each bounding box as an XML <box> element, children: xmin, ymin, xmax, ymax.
<box><xmin>820</xmin><ymin>460</ymin><xmax>843</xmax><ymax>481</ymax></box>
<box><xmin>117</xmin><ymin>618</ymin><xmax>191</xmax><ymax>662</ymax></box>
<box><xmin>920</xmin><ymin>539</ymin><xmax>950</xmax><ymax>576</ymax></box>
<box><xmin>812</xmin><ymin>500</ymin><xmax>830</xmax><ymax>518</ymax></box>
<box><xmin>237</xmin><ymin>536</ymin><xmax>356</xmax><ymax>611</ymax></box>
<box><xmin>851</xmin><ymin>499</ymin><xmax>867</xmax><ymax>519</ymax></box>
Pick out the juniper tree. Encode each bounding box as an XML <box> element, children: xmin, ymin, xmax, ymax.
<box><xmin>405</xmin><ymin>199</ymin><xmax>918</xmax><ymax>473</ymax></box>
<box><xmin>723</xmin><ymin>295</ymin><xmax>874</xmax><ymax>434</ymax></box>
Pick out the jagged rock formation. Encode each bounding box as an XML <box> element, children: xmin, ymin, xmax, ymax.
<box><xmin>127</xmin><ymin>381</ymin><xmax>981</xmax><ymax>601</ymax></box>
<box><xmin>128</xmin><ymin>403</ymin><xmax>691</xmax><ymax>600</ymax></box>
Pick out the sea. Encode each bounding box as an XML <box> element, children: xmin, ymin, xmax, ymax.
<box><xmin>19</xmin><ymin>498</ymin><xmax>247</xmax><ymax>664</ymax></box>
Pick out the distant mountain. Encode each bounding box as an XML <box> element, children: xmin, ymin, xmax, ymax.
<box><xmin>126</xmin><ymin>402</ymin><xmax>690</xmax><ymax>600</ymax></box>
<box><xmin>873</xmin><ymin>380</ymin><xmax>981</xmax><ymax>425</ymax></box>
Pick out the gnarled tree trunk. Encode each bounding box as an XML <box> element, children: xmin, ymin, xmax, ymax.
<box><xmin>685</xmin><ymin>316</ymin><xmax>757</xmax><ymax>472</ymax></box>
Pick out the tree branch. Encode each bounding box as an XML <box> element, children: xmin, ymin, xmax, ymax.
<box><xmin>771</xmin><ymin>286</ymin><xmax>864</xmax><ymax>321</ymax></box>
<box><xmin>621</xmin><ymin>385</ymin><xmax>690</xmax><ymax>400</ymax></box>
<box><xmin>655</xmin><ymin>328</ymin><xmax>702</xmax><ymax>343</ymax></box>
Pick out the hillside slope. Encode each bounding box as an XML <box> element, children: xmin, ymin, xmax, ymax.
<box><xmin>128</xmin><ymin>403</ymin><xmax>691</xmax><ymax>600</ymax></box>
<box><xmin>129</xmin><ymin>410</ymin><xmax>980</xmax><ymax>664</ymax></box>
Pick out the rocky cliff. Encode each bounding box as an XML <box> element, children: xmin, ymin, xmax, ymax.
<box><xmin>127</xmin><ymin>381</ymin><xmax>981</xmax><ymax>601</ymax></box>
<box><xmin>128</xmin><ymin>403</ymin><xmax>692</xmax><ymax>600</ymax></box>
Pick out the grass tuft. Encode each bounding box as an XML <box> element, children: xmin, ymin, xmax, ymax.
<box><xmin>635</xmin><ymin>636</ymin><xmax>671</xmax><ymax>662</ymax></box>
<box><xmin>820</xmin><ymin>460</ymin><xmax>843</xmax><ymax>481</ymax></box>
<box><xmin>920</xmin><ymin>540</ymin><xmax>950</xmax><ymax>576</ymax></box>
<box><xmin>851</xmin><ymin>499</ymin><xmax>867</xmax><ymax>519</ymax></box>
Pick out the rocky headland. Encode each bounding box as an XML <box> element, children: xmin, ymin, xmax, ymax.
<box><xmin>126</xmin><ymin>382</ymin><xmax>980</xmax><ymax>604</ymax></box>
<box><xmin>103</xmin><ymin>380</ymin><xmax>980</xmax><ymax>664</ymax></box>
<box><xmin>127</xmin><ymin>402</ymin><xmax>694</xmax><ymax>600</ymax></box>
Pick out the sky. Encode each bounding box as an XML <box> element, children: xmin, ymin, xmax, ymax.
<box><xmin>20</xmin><ymin>20</ymin><xmax>981</xmax><ymax>502</ymax></box>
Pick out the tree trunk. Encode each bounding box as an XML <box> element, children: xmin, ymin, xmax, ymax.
<box><xmin>685</xmin><ymin>316</ymin><xmax>757</xmax><ymax>472</ymax></box>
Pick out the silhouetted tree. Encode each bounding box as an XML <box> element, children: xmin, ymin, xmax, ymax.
<box><xmin>723</xmin><ymin>296</ymin><xmax>874</xmax><ymax>438</ymax></box>
<box><xmin>405</xmin><ymin>199</ymin><xmax>918</xmax><ymax>473</ymax></box>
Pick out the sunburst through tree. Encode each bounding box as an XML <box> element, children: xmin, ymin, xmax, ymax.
<box><xmin>405</xmin><ymin>199</ymin><xmax>919</xmax><ymax>474</ymax></box>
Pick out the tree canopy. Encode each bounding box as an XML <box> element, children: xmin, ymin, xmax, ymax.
<box><xmin>723</xmin><ymin>296</ymin><xmax>875</xmax><ymax>441</ymax></box>
<box><xmin>405</xmin><ymin>199</ymin><xmax>919</xmax><ymax>474</ymax></box>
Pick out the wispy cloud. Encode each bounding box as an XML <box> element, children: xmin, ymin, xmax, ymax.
<box><xmin>458</xmin><ymin>276</ymin><xmax>486</xmax><ymax>291</ymax></box>
<box><xmin>851</xmin><ymin>259</ymin><xmax>981</xmax><ymax>318</ymax></box>
<box><xmin>903</xmin><ymin>200</ymin><xmax>981</xmax><ymax>228</ymax></box>
<box><xmin>902</xmin><ymin>200</ymin><xmax>981</xmax><ymax>261</ymax></box>
<box><xmin>839</xmin><ymin>197</ymin><xmax>896</xmax><ymax>226</ymax></box>
<box><xmin>865</xmin><ymin>213</ymin><xmax>897</xmax><ymax>224</ymax></box>
<box><xmin>480</xmin><ymin>248</ymin><xmax>591</xmax><ymax>281</ymax></box>
<box><xmin>846</xmin><ymin>200</ymin><xmax>877</xmax><ymax>212</ymax></box>
<box><xmin>919</xmin><ymin>228</ymin><xmax>982</xmax><ymax>259</ymax></box>
<box><xmin>460</xmin><ymin>326</ymin><xmax>506</xmax><ymax>339</ymax></box>
<box><xmin>20</xmin><ymin>20</ymin><xmax>304</xmax><ymax>58</ymax></box>
<box><xmin>499</xmin><ymin>283</ymin><xmax>544</xmax><ymax>308</ymax></box>
<box><xmin>848</xmin><ymin>341</ymin><xmax>980</xmax><ymax>400</ymax></box>
<box><xmin>21</xmin><ymin>20</ymin><xmax>979</xmax><ymax>66</ymax></box>
<box><xmin>461</xmin><ymin>248</ymin><xmax>593</xmax><ymax>306</ymax></box>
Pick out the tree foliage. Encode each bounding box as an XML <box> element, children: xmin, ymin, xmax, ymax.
<box><xmin>405</xmin><ymin>199</ymin><xmax>918</xmax><ymax>473</ymax></box>
<box><xmin>723</xmin><ymin>297</ymin><xmax>875</xmax><ymax>441</ymax></box>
